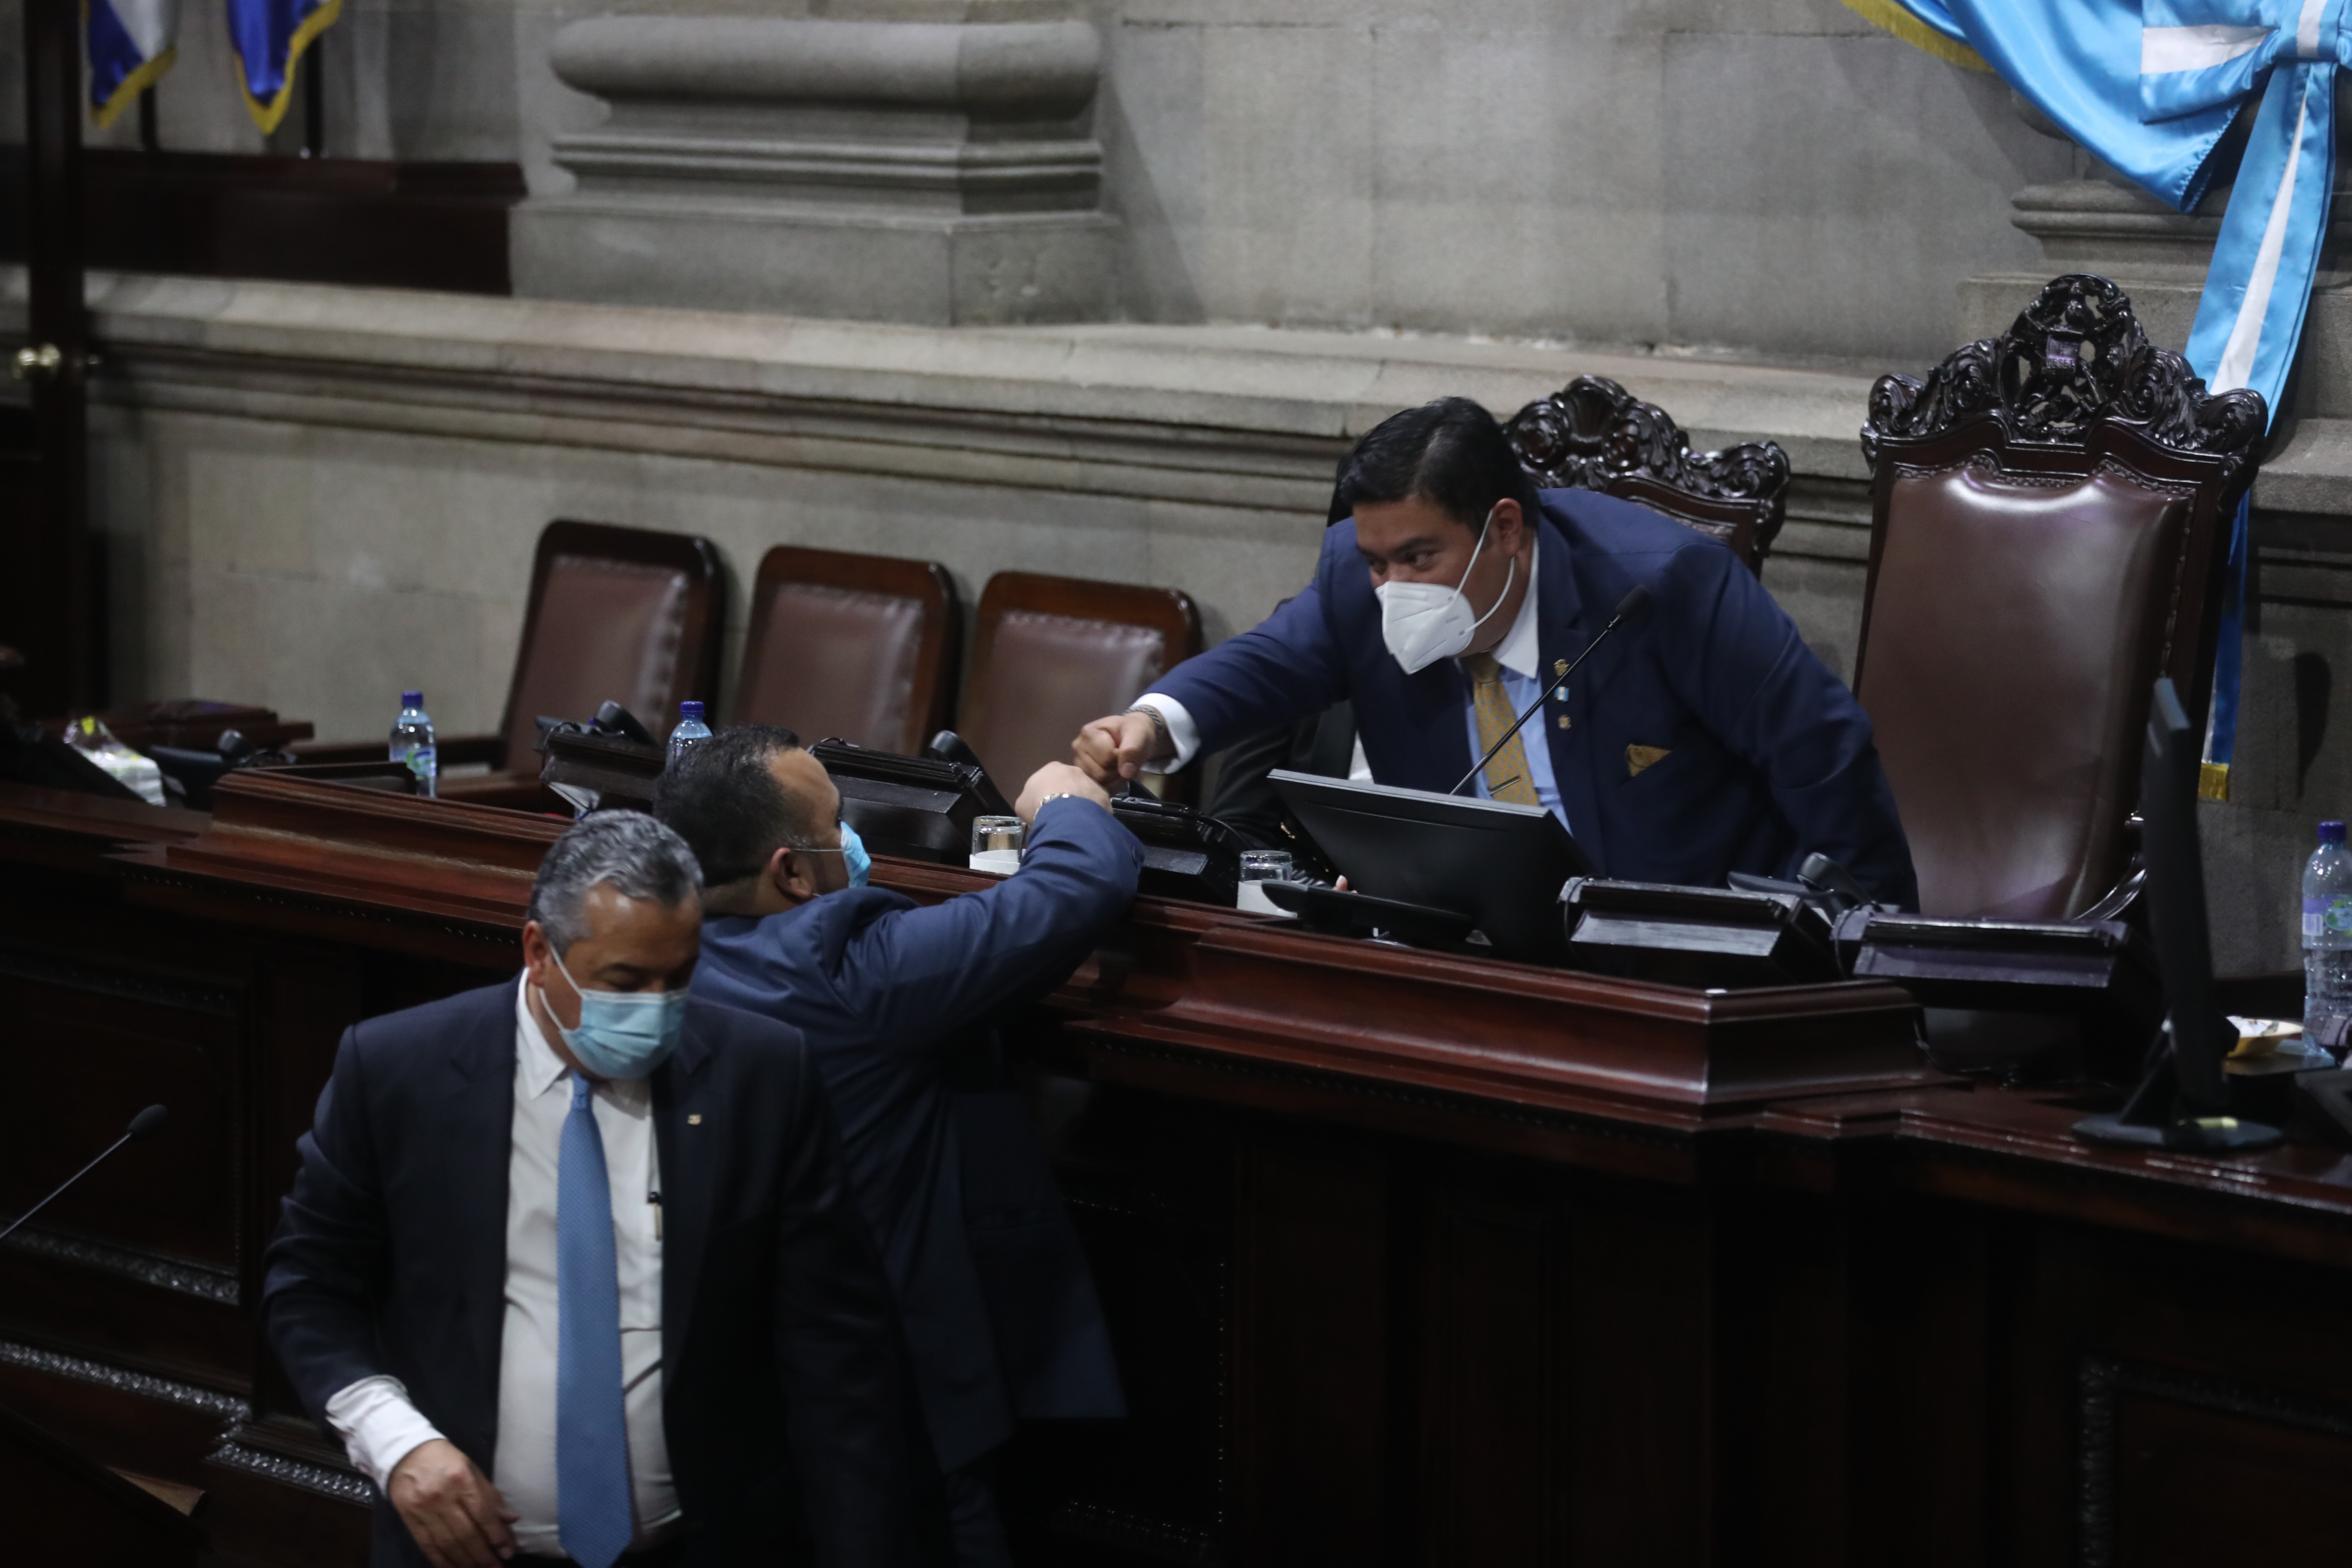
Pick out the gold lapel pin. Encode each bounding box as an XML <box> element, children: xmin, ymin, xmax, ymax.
<box><xmin>1553</xmin><ymin>658</ymin><xmax>1568</xmax><ymax>678</ymax></box>
<box><xmin>686</xmin><ymin>1113</ymin><xmax>703</xmax><ymax>1125</ymax></box>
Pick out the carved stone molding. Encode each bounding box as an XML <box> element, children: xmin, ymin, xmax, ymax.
<box><xmin>514</xmin><ymin>15</ymin><xmax>1116</xmax><ymax>325</ymax></box>
<box><xmin>1862</xmin><ymin>273</ymin><xmax>2266</xmax><ymax>482</ymax></box>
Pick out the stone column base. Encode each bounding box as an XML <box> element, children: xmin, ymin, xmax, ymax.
<box><xmin>511</xmin><ymin>201</ymin><xmax>1118</xmax><ymax>326</ymax></box>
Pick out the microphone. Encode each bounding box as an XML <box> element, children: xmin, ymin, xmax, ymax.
<box><xmin>1452</xmin><ymin>583</ymin><xmax>1652</xmax><ymax>796</ymax></box>
<box><xmin>0</xmin><ymin>1105</ymin><xmax>168</xmax><ymax>1247</ymax></box>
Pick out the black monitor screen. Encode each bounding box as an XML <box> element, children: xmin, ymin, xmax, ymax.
<box><xmin>1269</xmin><ymin>769</ymin><xmax>1595</xmax><ymax>963</ymax></box>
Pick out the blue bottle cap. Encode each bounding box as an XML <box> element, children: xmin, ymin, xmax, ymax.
<box><xmin>2323</xmin><ymin>821</ymin><xmax>2346</xmax><ymax>845</ymax></box>
<box><xmin>680</xmin><ymin>700</ymin><xmax>704</xmax><ymax>721</ymax></box>
<box><xmin>401</xmin><ymin>691</ymin><xmax>423</xmax><ymax>707</ymax></box>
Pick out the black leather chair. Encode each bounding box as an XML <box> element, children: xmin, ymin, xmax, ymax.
<box><xmin>1856</xmin><ymin>273</ymin><xmax>2264</xmax><ymax>920</ymax></box>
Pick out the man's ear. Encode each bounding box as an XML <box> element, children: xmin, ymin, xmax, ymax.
<box><xmin>1490</xmin><ymin>496</ymin><xmax>1528</xmax><ymax>552</ymax></box>
<box><xmin>771</xmin><ymin>843</ymin><xmax>822</xmax><ymax>903</ymax></box>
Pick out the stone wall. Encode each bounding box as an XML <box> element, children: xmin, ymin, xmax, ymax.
<box><xmin>40</xmin><ymin>0</ymin><xmax>2075</xmax><ymax>362</ymax></box>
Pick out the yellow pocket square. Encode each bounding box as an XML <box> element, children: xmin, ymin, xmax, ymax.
<box><xmin>1626</xmin><ymin>744</ymin><xmax>1670</xmax><ymax>778</ymax></box>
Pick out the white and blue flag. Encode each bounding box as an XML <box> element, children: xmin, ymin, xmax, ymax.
<box><xmin>86</xmin><ymin>0</ymin><xmax>182</xmax><ymax>129</ymax></box>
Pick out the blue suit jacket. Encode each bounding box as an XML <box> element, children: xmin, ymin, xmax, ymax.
<box><xmin>1159</xmin><ymin>489</ymin><xmax>1918</xmax><ymax>906</ymax></box>
<box><xmin>692</xmin><ymin>799</ymin><xmax>1143</xmax><ymax>1473</ymax></box>
<box><xmin>261</xmin><ymin>984</ymin><xmax>920</xmax><ymax>1568</ymax></box>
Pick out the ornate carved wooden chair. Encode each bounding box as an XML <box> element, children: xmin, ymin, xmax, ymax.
<box><xmin>734</xmin><ymin>546</ymin><xmax>958</xmax><ymax>754</ymax></box>
<box><xmin>1856</xmin><ymin>273</ymin><xmax>2264</xmax><ymax>920</ymax></box>
<box><xmin>958</xmin><ymin>571</ymin><xmax>1201</xmax><ymax>800</ymax></box>
<box><xmin>293</xmin><ymin>521</ymin><xmax>726</xmax><ymax>807</ymax></box>
<box><xmin>1502</xmin><ymin>374</ymin><xmax>1792</xmax><ymax>572</ymax></box>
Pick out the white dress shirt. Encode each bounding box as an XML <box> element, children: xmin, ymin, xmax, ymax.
<box><xmin>323</xmin><ymin>979</ymin><xmax>679</xmax><ymax>1556</ymax></box>
<box><xmin>1141</xmin><ymin>539</ymin><xmax>1569</xmax><ymax>832</ymax></box>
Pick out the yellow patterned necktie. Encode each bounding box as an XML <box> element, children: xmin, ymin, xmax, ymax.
<box><xmin>1462</xmin><ymin>653</ymin><xmax>1541</xmax><ymax>806</ymax></box>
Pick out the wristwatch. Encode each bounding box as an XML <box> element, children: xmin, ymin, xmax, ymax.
<box><xmin>1037</xmin><ymin>792</ymin><xmax>1083</xmax><ymax>807</ymax></box>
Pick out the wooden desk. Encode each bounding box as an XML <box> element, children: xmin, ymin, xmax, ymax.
<box><xmin>2</xmin><ymin>773</ymin><xmax>2348</xmax><ymax>1567</ymax></box>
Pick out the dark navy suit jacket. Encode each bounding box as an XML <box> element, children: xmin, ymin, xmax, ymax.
<box><xmin>1159</xmin><ymin>488</ymin><xmax>1918</xmax><ymax>906</ymax></box>
<box><xmin>692</xmin><ymin>798</ymin><xmax>1143</xmax><ymax>1473</ymax></box>
<box><xmin>261</xmin><ymin>983</ymin><xmax>922</xmax><ymax>1568</ymax></box>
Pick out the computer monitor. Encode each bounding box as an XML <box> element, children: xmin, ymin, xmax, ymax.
<box><xmin>2073</xmin><ymin>677</ymin><xmax>2280</xmax><ymax>1151</ymax></box>
<box><xmin>1268</xmin><ymin>769</ymin><xmax>1595</xmax><ymax>963</ymax></box>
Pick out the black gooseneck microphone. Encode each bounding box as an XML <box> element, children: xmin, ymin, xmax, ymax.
<box><xmin>1452</xmin><ymin>582</ymin><xmax>1653</xmax><ymax>796</ymax></box>
<box><xmin>0</xmin><ymin>1105</ymin><xmax>168</xmax><ymax>1247</ymax></box>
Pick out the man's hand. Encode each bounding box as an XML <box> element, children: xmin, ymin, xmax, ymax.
<box><xmin>1016</xmin><ymin>762</ymin><xmax>1112</xmax><ymax>826</ymax></box>
<box><xmin>1072</xmin><ymin>710</ymin><xmax>1165</xmax><ymax>785</ymax></box>
<box><xmin>388</xmin><ymin>1439</ymin><xmax>518</xmax><ymax>1568</ymax></box>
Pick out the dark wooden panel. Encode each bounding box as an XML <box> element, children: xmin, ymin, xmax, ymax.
<box><xmin>1558</xmin><ymin>1176</ymin><xmax>1714</xmax><ymax>1567</ymax></box>
<box><xmin>1231</xmin><ymin>1136</ymin><xmax>1392</xmax><ymax>1567</ymax></box>
<box><xmin>1415</xmin><ymin>1187</ymin><xmax>1547</xmax><ymax>1567</ymax></box>
<box><xmin>0</xmin><ymin>149</ymin><xmax>521</xmax><ymax>295</ymax></box>
<box><xmin>2103</xmin><ymin>1370</ymin><xmax>2352</xmax><ymax>1567</ymax></box>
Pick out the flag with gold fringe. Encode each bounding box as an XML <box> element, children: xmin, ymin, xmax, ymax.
<box><xmin>86</xmin><ymin>0</ymin><xmax>182</xmax><ymax>128</ymax></box>
<box><xmin>225</xmin><ymin>0</ymin><xmax>343</xmax><ymax>135</ymax></box>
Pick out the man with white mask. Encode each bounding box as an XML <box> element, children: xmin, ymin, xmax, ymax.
<box><xmin>1071</xmin><ymin>396</ymin><xmax>1917</xmax><ymax>905</ymax></box>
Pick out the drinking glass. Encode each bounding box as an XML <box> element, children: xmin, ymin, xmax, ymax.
<box><xmin>970</xmin><ymin>815</ymin><xmax>1024</xmax><ymax>876</ymax></box>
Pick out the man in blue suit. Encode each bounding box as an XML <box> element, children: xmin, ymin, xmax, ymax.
<box><xmin>654</xmin><ymin>730</ymin><xmax>1142</xmax><ymax>1568</ymax></box>
<box><xmin>1075</xmin><ymin>396</ymin><xmax>1917</xmax><ymax>905</ymax></box>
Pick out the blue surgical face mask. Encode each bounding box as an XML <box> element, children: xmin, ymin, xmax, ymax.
<box><xmin>798</xmin><ymin>821</ymin><xmax>871</xmax><ymax>889</ymax></box>
<box><xmin>540</xmin><ymin>944</ymin><xmax>688</xmax><ymax>1079</ymax></box>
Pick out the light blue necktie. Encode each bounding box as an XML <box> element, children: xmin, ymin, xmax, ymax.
<box><xmin>558</xmin><ymin>1075</ymin><xmax>634</xmax><ymax>1568</ymax></box>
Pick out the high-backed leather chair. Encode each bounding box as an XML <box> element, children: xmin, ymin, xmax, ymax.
<box><xmin>734</xmin><ymin>546</ymin><xmax>959</xmax><ymax>753</ymax></box>
<box><xmin>959</xmin><ymin>571</ymin><xmax>1201</xmax><ymax>798</ymax></box>
<box><xmin>1503</xmin><ymin>374</ymin><xmax>1792</xmax><ymax>572</ymax></box>
<box><xmin>294</xmin><ymin>521</ymin><xmax>725</xmax><ymax>805</ymax></box>
<box><xmin>1857</xmin><ymin>273</ymin><xmax>2264</xmax><ymax>921</ymax></box>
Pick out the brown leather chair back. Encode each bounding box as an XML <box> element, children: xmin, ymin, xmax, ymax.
<box><xmin>735</xmin><ymin>547</ymin><xmax>959</xmax><ymax>753</ymax></box>
<box><xmin>960</xmin><ymin>572</ymin><xmax>1202</xmax><ymax>799</ymax></box>
<box><xmin>1504</xmin><ymin>375</ymin><xmax>1792</xmax><ymax>573</ymax></box>
<box><xmin>498</xmin><ymin>522</ymin><xmax>726</xmax><ymax>767</ymax></box>
<box><xmin>1857</xmin><ymin>274</ymin><xmax>2265</xmax><ymax>920</ymax></box>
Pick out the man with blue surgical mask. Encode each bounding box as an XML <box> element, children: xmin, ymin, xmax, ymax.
<box><xmin>655</xmin><ymin>728</ymin><xmax>1142</xmax><ymax>1568</ymax></box>
<box><xmin>262</xmin><ymin>811</ymin><xmax>922</xmax><ymax>1568</ymax></box>
<box><xmin>1072</xmin><ymin>395</ymin><xmax>1918</xmax><ymax>907</ymax></box>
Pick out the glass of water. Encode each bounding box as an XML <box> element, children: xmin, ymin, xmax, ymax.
<box><xmin>970</xmin><ymin>815</ymin><xmax>1024</xmax><ymax>876</ymax></box>
<box><xmin>1236</xmin><ymin>849</ymin><xmax>1294</xmax><ymax>916</ymax></box>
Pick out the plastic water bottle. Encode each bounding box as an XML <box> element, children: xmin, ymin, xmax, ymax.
<box><xmin>389</xmin><ymin>691</ymin><xmax>438</xmax><ymax>799</ymax></box>
<box><xmin>668</xmin><ymin>700</ymin><xmax>712</xmax><ymax>766</ymax></box>
<box><xmin>2302</xmin><ymin>821</ymin><xmax>2352</xmax><ymax>1050</ymax></box>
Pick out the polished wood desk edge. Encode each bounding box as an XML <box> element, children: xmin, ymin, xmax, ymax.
<box><xmin>0</xmin><ymin>782</ymin><xmax>209</xmax><ymax>844</ymax></box>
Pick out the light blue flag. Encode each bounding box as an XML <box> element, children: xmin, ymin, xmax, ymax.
<box><xmin>1853</xmin><ymin>0</ymin><xmax>2344</xmax><ymax>799</ymax></box>
<box><xmin>226</xmin><ymin>0</ymin><xmax>344</xmax><ymax>135</ymax></box>
<box><xmin>86</xmin><ymin>0</ymin><xmax>181</xmax><ymax>129</ymax></box>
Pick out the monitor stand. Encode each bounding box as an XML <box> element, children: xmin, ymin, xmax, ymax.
<box><xmin>2071</xmin><ymin>1030</ymin><xmax>2284</xmax><ymax>1152</ymax></box>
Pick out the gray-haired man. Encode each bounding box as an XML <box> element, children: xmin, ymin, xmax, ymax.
<box><xmin>262</xmin><ymin>811</ymin><xmax>926</xmax><ymax>1568</ymax></box>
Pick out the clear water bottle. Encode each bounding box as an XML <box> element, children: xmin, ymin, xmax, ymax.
<box><xmin>667</xmin><ymin>700</ymin><xmax>712</xmax><ymax>766</ymax></box>
<box><xmin>2302</xmin><ymin>821</ymin><xmax>2352</xmax><ymax>1051</ymax></box>
<box><xmin>389</xmin><ymin>691</ymin><xmax>438</xmax><ymax>799</ymax></box>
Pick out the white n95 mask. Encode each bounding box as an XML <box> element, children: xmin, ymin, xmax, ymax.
<box><xmin>1373</xmin><ymin>508</ymin><xmax>1518</xmax><ymax>675</ymax></box>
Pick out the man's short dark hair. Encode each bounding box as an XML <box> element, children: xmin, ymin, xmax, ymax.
<box><xmin>1332</xmin><ymin>396</ymin><xmax>1539</xmax><ymax>530</ymax></box>
<box><xmin>652</xmin><ymin>724</ymin><xmax>832</xmax><ymax>887</ymax></box>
